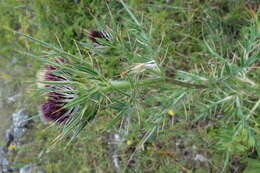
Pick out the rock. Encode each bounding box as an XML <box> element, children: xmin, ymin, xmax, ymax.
<box><xmin>37</xmin><ymin>170</ymin><xmax>45</xmax><ymax>173</ymax></box>
<box><xmin>194</xmin><ymin>154</ymin><xmax>208</xmax><ymax>162</ymax></box>
<box><xmin>18</xmin><ymin>164</ymin><xmax>45</xmax><ymax>173</ymax></box>
<box><xmin>0</xmin><ymin>147</ymin><xmax>9</xmax><ymax>172</ymax></box>
<box><xmin>20</xmin><ymin>164</ymin><xmax>33</xmax><ymax>173</ymax></box>
<box><xmin>12</xmin><ymin>109</ymin><xmax>29</xmax><ymax>129</ymax></box>
<box><xmin>13</xmin><ymin>127</ymin><xmax>27</xmax><ymax>141</ymax></box>
<box><xmin>1</xmin><ymin>109</ymin><xmax>32</xmax><ymax>172</ymax></box>
<box><xmin>7</xmin><ymin>109</ymin><xmax>29</xmax><ymax>142</ymax></box>
<box><xmin>7</xmin><ymin>93</ymin><xmax>21</xmax><ymax>104</ymax></box>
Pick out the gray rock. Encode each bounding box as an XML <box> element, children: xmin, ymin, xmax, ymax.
<box><xmin>19</xmin><ymin>164</ymin><xmax>33</xmax><ymax>173</ymax></box>
<box><xmin>194</xmin><ymin>154</ymin><xmax>208</xmax><ymax>162</ymax></box>
<box><xmin>13</xmin><ymin>127</ymin><xmax>27</xmax><ymax>140</ymax></box>
<box><xmin>12</xmin><ymin>109</ymin><xmax>29</xmax><ymax>128</ymax></box>
<box><xmin>0</xmin><ymin>147</ymin><xmax>9</xmax><ymax>172</ymax></box>
<box><xmin>1</xmin><ymin>109</ymin><xmax>31</xmax><ymax>172</ymax></box>
<box><xmin>7</xmin><ymin>93</ymin><xmax>21</xmax><ymax>104</ymax></box>
<box><xmin>7</xmin><ymin>109</ymin><xmax>29</xmax><ymax>142</ymax></box>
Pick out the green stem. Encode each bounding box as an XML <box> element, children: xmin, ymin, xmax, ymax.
<box><xmin>105</xmin><ymin>77</ymin><xmax>207</xmax><ymax>91</ymax></box>
<box><xmin>165</xmin><ymin>78</ymin><xmax>207</xmax><ymax>89</ymax></box>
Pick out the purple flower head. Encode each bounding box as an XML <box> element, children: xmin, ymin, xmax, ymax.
<box><xmin>38</xmin><ymin>63</ymin><xmax>75</xmax><ymax>124</ymax></box>
<box><xmin>41</xmin><ymin>91</ymin><xmax>74</xmax><ymax>124</ymax></box>
<box><xmin>88</xmin><ymin>30</ymin><xmax>111</xmax><ymax>45</ymax></box>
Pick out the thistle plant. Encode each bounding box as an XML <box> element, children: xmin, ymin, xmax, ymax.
<box><xmin>19</xmin><ymin>1</ymin><xmax>260</xmax><ymax>171</ymax></box>
<box><xmin>25</xmin><ymin>2</ymin><xmax>206</xmax><ymax>140</ymax></box>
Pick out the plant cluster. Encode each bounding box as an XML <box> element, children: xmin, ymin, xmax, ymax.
<box><xmin>1</xmin><ymin>0</ymin><xmax>260</xmax><ymax>172</ymax></box>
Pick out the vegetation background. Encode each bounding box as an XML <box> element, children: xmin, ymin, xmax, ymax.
<box><xmin>0</xmin><ymin>0</ymin><xmax>260</xmax><ymax>172</ymax></box>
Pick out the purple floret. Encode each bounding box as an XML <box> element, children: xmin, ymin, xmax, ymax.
<box><xmin>88</xmin><ymin>30</ymin><xmax>110</xmax><ymax>45</ymax></box>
